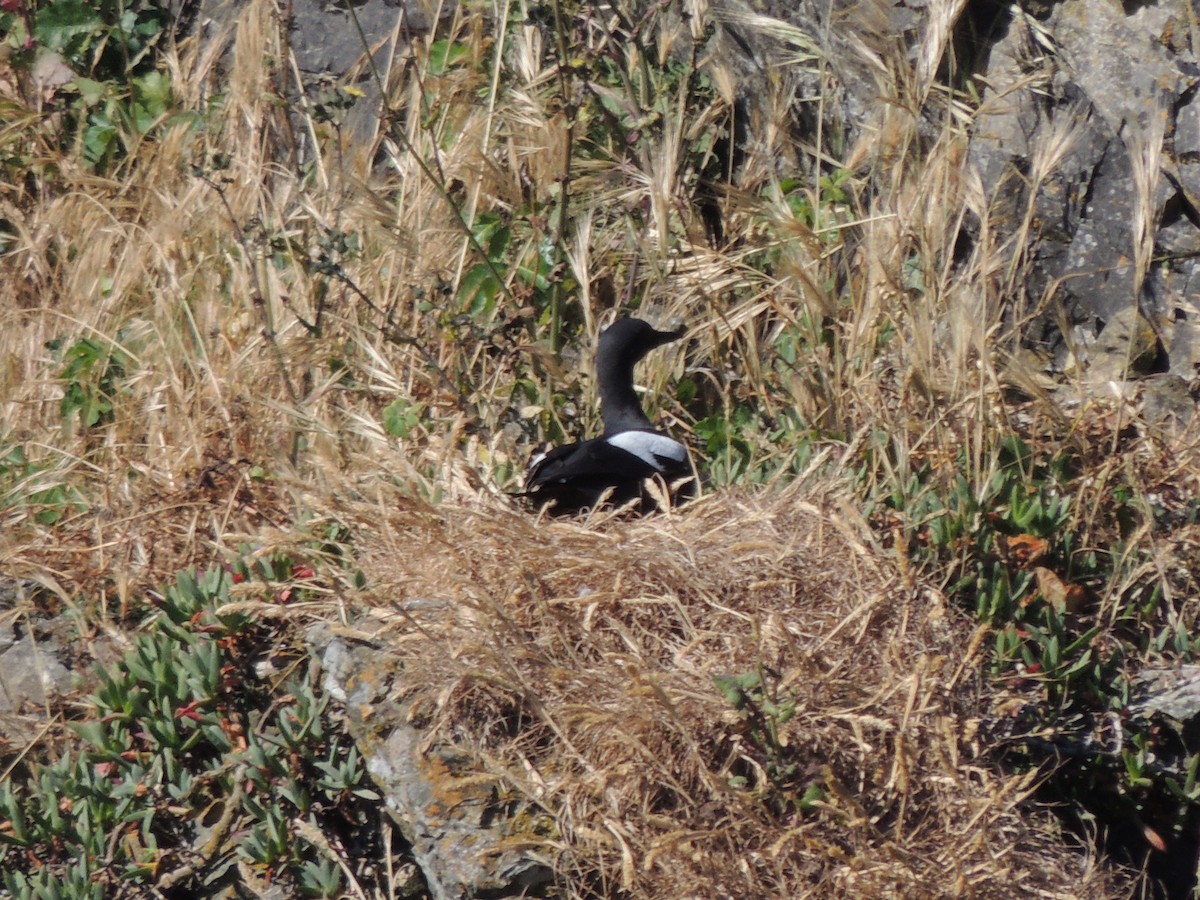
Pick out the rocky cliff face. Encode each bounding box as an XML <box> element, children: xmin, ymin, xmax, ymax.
<box><xmin>968</xmin><ymin>1</ymin><xmax>1199</xmax><ymax>377</ymax></box>
<box><xmin>701</xmin><ymin>0</ymin><xmax>1200</xmax><ymax>404</ymax></box>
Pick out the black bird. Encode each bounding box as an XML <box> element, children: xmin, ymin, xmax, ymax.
<box><xmin>523</xmin><ymin>318</ymin><xmax>694</xmax><ymax>515</ymax></box>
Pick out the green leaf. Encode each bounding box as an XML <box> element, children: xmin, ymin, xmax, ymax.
<box><xmin>33</xmin><ymin>0</ymin><xmax>104</xmax><ymax>52</ymax></box>
<box><xmin>712</xmin><ymin>673</ymin><xmax>748</xmax><ymax>709</ymax></box>
<box><xmin>457</xmin><ymin>262</ymin><xmax>501</xmax><ymax>319</ymax></box>
<box><xmin>428</xmin><ymin>39</ymin><xmax>470</xmax><ymax>75</ymax></box>
<box><xmin>382</xmin><ymin>398</ymin><xmax>422</xmax><ymax>438</ymax></box>
<box><xmin>799</xmin><ymin>784</ymin><xmax>824</xmax><ymax>811</ymax></box>
<box><xmin>675</xmin><ymin>377</ymin><xmax>697</xmax><ymax>405</ymax></box>
<box><xmin>74</xmin><ymin>76</ymin><xmax>108</xmax><ymax>105</ymax></box>
<box><xmin>83</xmin><ymin>118</ymin><xmax>119</xmax><ymax>167</ymax></box>
<box><xmin>134</xmin><ymin>70</ymin><xmax>172</xmax><ymax>118</ymax></box>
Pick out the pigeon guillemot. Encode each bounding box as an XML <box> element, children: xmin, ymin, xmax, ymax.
<box><xmin>522</xmin><ymin>317</ymin><xmax>695</xmax><ymax>515</ymax></box>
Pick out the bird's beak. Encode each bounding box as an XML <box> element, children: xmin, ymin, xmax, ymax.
<box><xmin>658</xmin><ymin>321</ymin><xmax>686</xmax><ymax>344</ymax></box>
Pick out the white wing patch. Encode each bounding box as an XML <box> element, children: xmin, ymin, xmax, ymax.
<box><xmin>606</xmin><ymin>432</ymin><xmax>686</xmax><ymax>469</ymax></box>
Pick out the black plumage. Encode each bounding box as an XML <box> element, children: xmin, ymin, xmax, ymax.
<box><xmin>522</xmin><ymin>318</ymin><xmax>694</xmax><ymax>515</ymax></box>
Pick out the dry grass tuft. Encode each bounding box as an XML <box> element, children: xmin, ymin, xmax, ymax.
<box><xmin>325</xmin><ymin>482</ymin><xmax>1126</xmax><ymax>898</ymax></box>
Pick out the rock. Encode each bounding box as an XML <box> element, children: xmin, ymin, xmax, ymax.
<box><xmin>0</xmin><ymin>633</ymin><xmax>71</xmax><ymax>702</ymax></box>
<box><xmin>1140</xmin><ymin>373</ymin><xmax>1195</xmax><ymax>428</ymax></box>
<box><xmin>1053</xmin><ymin>3</ymin><xmax>1186</xmax><ymax>136</ymax></box>
<box><xmin>0</xmin><ymin>579</ymin><xmax>126</xmax><ymax>749</ymax></box>
<box><xmin>681</xmin><ymin>0</ymin><xmax>929</xmax><ymax>176</ymax></box>
<box><xmin>1129</xmin><ymin>664</ymin><xmax>1200</xmax><ymax>732</ymax></box>
<box><xmin>967</xmin><ymin>0</ymin><xmax>1200</xmax><ymax>355</ymax></box>
<box><xmin>309</xmin><ymin>624</ymin><xmax>554</xmax><ymax>900</ymax></box>
<box><xmin>186</xmin><ymin>0</ymin><xmax>454</xmax><ymax>145</ymax></box>
<box><xmin>285</xmin><ymin>0</ymin><xmax>438</xmax><ymax>141</ymax></box>
<box><xmin>0</xmin><ymin>630</ymin><xmax>72</xmax><ymax>716</ymax></box>
<box><xmin>682</xmin><ymin>0</ymin><xmax>1200</xmax><ymax>370</ymax></box>
<box><xmin>0</xmin><ymin>578</ymin><xmax>75</xmax><ymax>737</ymax></box>
<box><xmin>1084</xmin><ymin>306</ymin><xmax>1166</xmax><ymax>383</ymax></box>
<box><xmin>1162</xmin><ymin>310</ymin><xmax>1200</xmax><ymax>381</ymax></box>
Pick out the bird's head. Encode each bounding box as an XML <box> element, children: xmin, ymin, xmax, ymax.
<box><xmin>598</xmin><ymin>318</ymin><xmax>686</xmax><ymax>370</ymax></box>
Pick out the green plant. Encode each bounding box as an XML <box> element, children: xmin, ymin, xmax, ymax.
<box><xmin>74</xmin><ymin>68</ymin><xmax>179</xmax><ymax>169</ymax></box>
<box><xmin>48</xmin><ymin>336</ymin><xmax>129</xmax><ymax>430</ymax></box>
<box><xmin>888</xmin><ymin>435</ymin><xmax>1073</xmax><ymax>621</ymax></box>
<box><xmin>695</xmin><ymin>407</ymin><xmax>756</xmax><ymax>485</ymax></box>
<box><xmin>1</xmin><ymin>0</ymin><xmax>184</xmax><ymax>171</ymax></box>
<box><xmin>865</xmin><ymin>426</ymin><xmax>1200</xmax><ymax>867</ymax></box>
<box><xmin>778</xmin><ymin>169</ymin><xmax>854</xmax><ymax>233</ymax></box>
<box><xmin>715</xmin><ymin>669</ymin><xmax>795</xmax><ymax>782</ymax></box>
<box><xmin>0</xmin><ymin>564</ymin><xmax>387</xmax><ymax>897</ymax></box>
<box><xmin>0</xmin><ymin>442</ymin><xmax>87</xmax><ymax>525</ymax></box>
<box><xmin>713</xmin><ymin>666</ymin><xmax>826</xmax><ymax>820</ymax></box>
<box><xmin>382</xmin><ymin>397</ymin><xmax>423</xmax><ymax>439</ymax></box>
<box><xmin>25</xmin><ymin>0</ymin><xmax>168</xmax><ymax>79</ymax></box>
<box><xmin>693</xmin><ymin>402</ymin><xmax>815</xmax><ymax>488</ymax></box>
<box><xmin>875</xmin><ymin>433</ymin><xmax>1115</xmax><ymax>684</ymax></box>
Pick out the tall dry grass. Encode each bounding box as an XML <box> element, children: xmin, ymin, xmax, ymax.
<box><xmin>0</xmin><ymin>0</ymin><xmax>1043</xmax><ymax>548</ymax></box>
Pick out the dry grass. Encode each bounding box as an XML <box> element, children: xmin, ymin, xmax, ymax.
<box><xmin>0</xmin><ymin>0</ymin><xmax>1017</xmax><ymax>542</ymax></box>
<box><xmin>319</xmin><ymin>480</ymin><xmax>1125</xmax><ymax>898</ymax></box>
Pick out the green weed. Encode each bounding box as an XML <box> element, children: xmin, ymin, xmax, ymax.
<box><xmin>714</xmin><ymin>666</ymin><xmax>823</xmax><ymax>816</ymax></box>
<box><xmin>869</xmin><ymin>426</ymin><xmax>1198</xmax><ymax>859</ymax></box>
<box><xmin>2</xmin><ymin>0</ymin><xmax>184</xmax><ymax>172</ymax></box>
<box><xmin>49</xmin><ymin>336</ymin><xmax>129</xmax><ymax>431</ymax></box>
<box><xmin>0</xmin><ymin>441</ymin><xmax>88</xmax><ymax>525</ymax></box>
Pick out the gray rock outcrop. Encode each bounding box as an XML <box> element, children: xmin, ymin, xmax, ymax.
<box><xmin>968</xmin><ymin>2</ymin><xmax>1200</xmax><ymax>377</ymax></box>
<box><xmin>310</xmin><ymin>623</ymin><xmax>554</xmax><ymax>900</ymax></box>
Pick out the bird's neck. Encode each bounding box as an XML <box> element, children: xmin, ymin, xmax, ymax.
<box><xmin>598</xmin><ymin>363</ymin><xmax>654</xmax><ymax>434</ymax></box>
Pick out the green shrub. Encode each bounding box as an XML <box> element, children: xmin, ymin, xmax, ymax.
<box><xmin>1</xmin><ymin>0</ymin><xmax>185</xmax><ymax>171</ymax></box>
<box><xmin>873</xmin><ymin>429</ymin><xmax>1196</xmax><ymax>859</ymax></box>
<box><xmin>0</xmin><ymin>565</ymin><xmax>386</xmax><ymax>898</ymax></box>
